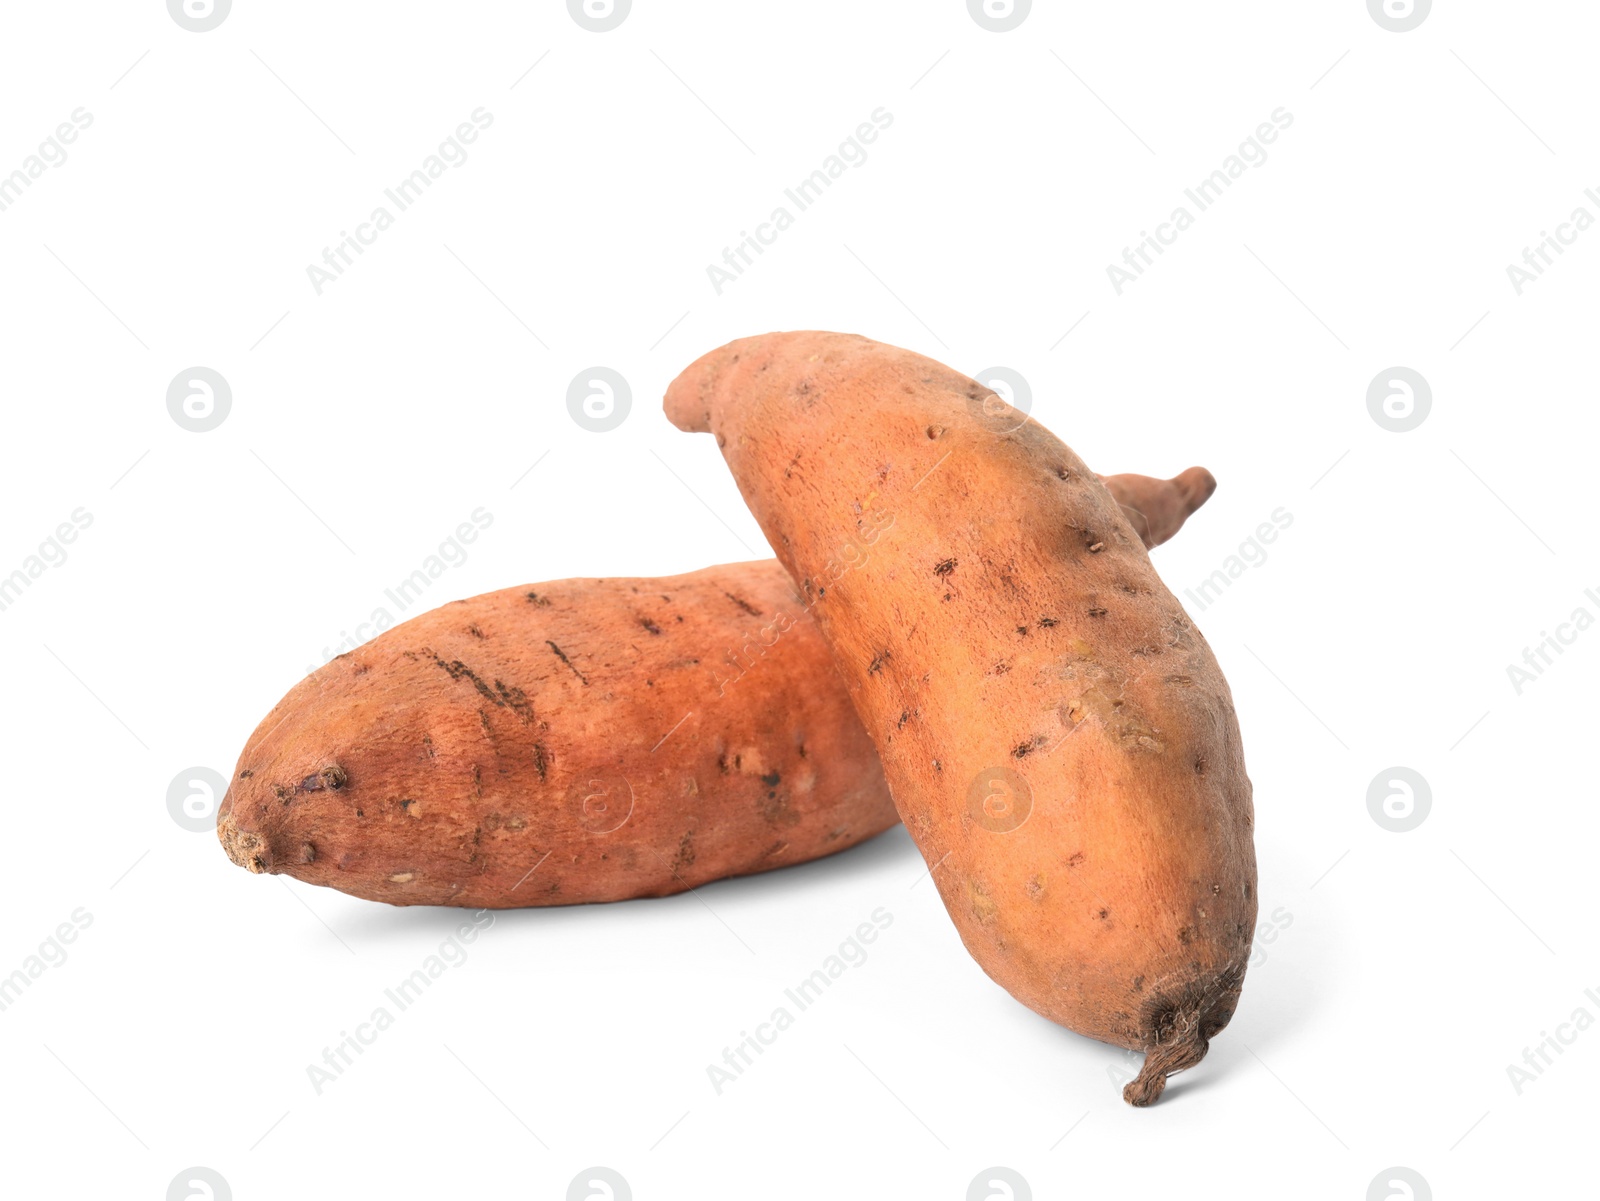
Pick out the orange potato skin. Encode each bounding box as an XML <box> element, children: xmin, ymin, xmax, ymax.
<box><xmin>666</xmin><ymin>332</ymin><xmax>1257</xmax><ymax>1105</ymax></box>
<box><xmin>219</xmin><ymin>562</ymin><xmax>893</xmax><ymax>908</ymax></box>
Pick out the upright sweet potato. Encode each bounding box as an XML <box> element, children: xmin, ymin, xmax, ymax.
<box><xmin>218</xmin><ymin>468</ymin><xmax>1213</xmax><ymax>911</ymax></box>
<box><xmin>666</xmin><ymin>332</ymin><xmax>1257</xmax><ymax>1105</ymax></box>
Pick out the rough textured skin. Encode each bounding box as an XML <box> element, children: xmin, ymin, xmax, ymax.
<box><xmin>666</xmin><ymin>332</ymin><xmax>1258</xmax><ymax>1105</ymax></box>
<box><xmin>217</xmin><ymin>476</ymin><xmax>1211</xmax><ymax>911</ymax></box>
<box><xmin>218</xmin><ymin>562</ymin><xmax>893</xmax><ymax>908</ymax></box>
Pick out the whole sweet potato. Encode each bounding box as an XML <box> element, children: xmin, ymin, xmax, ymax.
<box><xmin>666</xmin><ymin>332</ymin><xmax>1257</xmax><ymax>1105</ymax></box>
<box><xmin>218</xmin><ymin>474</ymin><xmax>1212</xmax><ymax>911</ymax></box>
<box><xmin>218</xmin><ymin>561</ymin><xmax>888</xmax><ymax>907</ymax></box>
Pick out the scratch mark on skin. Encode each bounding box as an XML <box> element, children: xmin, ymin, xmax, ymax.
<box><xmin>546</xmin><ymin>641</ymin><xmax>589</xmax><ymax>685</ymax></box>
<box><xmin>652</xmin><ymin>711</ymin><xmax>693</xmax><ymax>753</ymax></box>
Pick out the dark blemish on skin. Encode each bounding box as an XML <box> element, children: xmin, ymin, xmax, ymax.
<box><xmin>1016</xmin><ymin>626</ymin><xmax>1028</xmax><ymax>637</ymax></box>
<box><xmin>1013</xmin><ymin>737</ymin><xmax>1046</xmax><ymax>758</ymax></box>
<box><xmin>760</xmin><ymin>771</ymin><xmax>781</xmax><ymax>788</ymax></box>
<box><xmin>274</xmin><ymin>785</ymin><xmax>293</xmax><ymax>805</ymax></box>
<box><xmin>1067</xmin><ymin>852</ymin><xmax>1085</xmax><ymax>868</ymax></box>
<box><xmin>1243</xmin><ymin>882</ymin><xmax>1252</xmax><ymax>900</ymax></box>
<box><xmin>639</xmin><ymin>616</ymin><xmax>662</xmax><ymax>635</ymax></box>
<box><xmin>479</xmin><ymin>710</ymin><xmax>494</xmax><ymax>740</ymax></box>
<box><xmin>321</xmin><ymin>765</ymin><xmax>347</xmax><ymax>790</ymax></box>
<box><xmin>1056</xmin><ymin>466</ymin><xmax>1072</xmax><ymax>481</ymax></box>
<box><xmin>238</xmin><ymin>769</ymin><xmax>253</xmax><ymax>779</ymax></box>
<box><xmin>356</xmin><ymin>809</ymin><xmax>364</xmax><ymax>818</ymax></box>
<box><xmin>674</xmin><ymin>829</ymin><xmax>697</xmax><ymax>870</ymax></box>
<box><xmin>898</xmin><ymin>710</ymin><xmax>910</xmax><ymax>729</ymax></box>
<box><xmin>797</xmin><ymin>743</ymin><xmax>807</xmax><ymax>759</ymax></box>
<box><xmin>717</xmin><ymin>754</ymin><xmax>730</xmax><ymax>775</ymax></box>
<box><xmin>1194</xmin><ymin>758</ymin><xmax>1206</xmax><ymax>775</ymax></box>
<box><xmin>546</xmin><ymin>641</ymin><xmax>589</xmax><ymax>685</ymax></box>
<box><xmin>932</xmin><ymin>760</ymin><xmax>942</xmax><ymax>772</ymax></box>
<box><xmin>1038</xmin><ymin>617</ymin><xmax>1058</xmax><ymax>628</ymax></box>
<box><xmin>1088</xmin><ymin>607</ymin><xmax>1107</xmax><ymax>618</ymax></box>
<box><xmin>1177</xmin><ymin>926</ymin><xmax>1194</xmax><ymax>945</ymax></box>
<box><xmin>468</xmin><ymin>624</ymin><xmax>485</xmax><ymax>639</ymax></box>
<box><xmin>724</xmin><ymin>592</ymin><xmax>761</xmax><ymax>617</ymax></box>
<box><xmin>494</xmin><ymin>681</ymin><xmax>535</xmax><ymax>723</ymax></box>
<box><xmin>934</xmin><ymin>558</ymin><xmax>957</xmax><ymax>576</ymax></box>
<box><xmin>533</xmin><ymin>743</ymin><xmax>549</xmax><ymax>781</ymax></box>
<box><xmin>431</xmin><ymin>653</ymin><xmax>502</xmax><ymax>707</ymax></box>
<box><xmin>992</xmin><ymin>661</ymin><xmax>1010</xmax><ymax>675</ymax></box>
<box><xmin>1133</xmin><ymin>975</ymin><xmax>1145</xmax><ymax>992</ymax></box>
<box><xmin>422</xmin><ymin>733</ymin><xmax>435</xmax><ymax>759</ymax></box>
<box><xmin>525</xmin><ymin>591</ymin><xmax>552</xmax><ymax>607</ymax></box>
<box><xmin>868</xmin><ymin>651</ymin><xmax>891</xmax><ymax>674</ymax></box>
<box><xmin>1098</xmin><ymin>908</ymin><xmax>1110</xmax><ymax>920</ymax></box>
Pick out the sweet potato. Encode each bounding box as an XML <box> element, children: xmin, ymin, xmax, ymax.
<box><xmin>218</xmin><ymin>475</ymin><xmax>1213</xmax><ymax>910</ymax></box>
<box><xmin>665</xmin><ymin>332</ymin><xmax>1257</xmax><ymax>1106</ymax></box>
<box><xmin>218</xmin><ymin>561</ymin><xmax>889</xmax><ymax>907</ymax></box>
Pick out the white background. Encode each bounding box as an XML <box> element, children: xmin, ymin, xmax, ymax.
<box><xmin>1</xmin><ymin>2</ymin><xmax>1594</xmax><ymax>1198</ymax></box>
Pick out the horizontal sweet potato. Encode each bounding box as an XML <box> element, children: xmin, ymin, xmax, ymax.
<box><xmin>218</xmin><ymin>561</ymin><xmax>888</xmax><ymax>907</ymax></box>
<box><xmin>218</xmin><ymin>474</ymin><xmax>1212</xmax><ymax>910</ymax></box>
<box><xmin>666</xmin><ymin>332</ymin><xmax>1257</xmax><ymax>1105</ymax></box>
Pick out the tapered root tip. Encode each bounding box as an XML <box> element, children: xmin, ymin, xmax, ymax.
<box><xmin>1173</xmin><ymin>466</ymin><xmax>1218</xmax><ymax>515</ymax></box>
<box><xmin>1122</xmin><ymin>1024</ymin><xmax>1211</xmax><ymax>1107</ymax></box>
<box><xmin>663</xmin><ymin>341</ymin><xmax>750</xmax><ymax>433</ymax></box>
